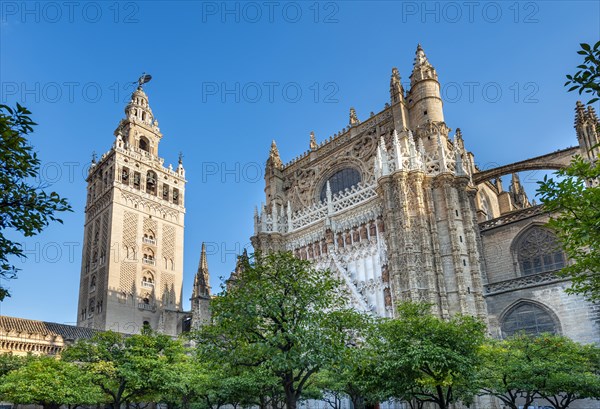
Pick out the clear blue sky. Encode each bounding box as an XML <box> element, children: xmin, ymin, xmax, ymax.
<box><xmin>0</xmin><ymin>1</ymin><xmax>598</xmax><ymax>324</ymax></box>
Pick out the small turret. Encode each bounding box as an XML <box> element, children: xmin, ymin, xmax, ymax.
<box><xmin>509</xmin><ymin>173</ymin><xmax>531</xmax><ymax>209</ymax></box>
<box><xmin>190</xmin><ymin>242</ymin><xmax>212</xmax><ymax>329</ymax></box>
<box><xmin>349</xmin><ymin>107</ymin><xmax>360</xmax><ymax>126</ymax></box>
<box><xmin>267</xmin><ymin>140</ymin><xmax>283</xmax><ymax>170</ymax></box>
<box><xmin>264</xmin><ymin>140</ymin><xmax>284</xmax><ymax>208</ymax></box>
<box><xmin>390</xmin><ymin>67</ymin><xmax>404</xmax><ymax>104</ymax></box>
<box><xmin>177</xmin><ymin>152</ymin><xmax>185</xmax><ymax>177</ymax></box>
<box><xmin>575</xmin><ymin>101</ymin><xmax>600</xmax><ymax>161</ymax></box>
<box><xmin>309</xmin><ymin>131</ymin><xmax>318</xmax><ymax>150</ymax></box>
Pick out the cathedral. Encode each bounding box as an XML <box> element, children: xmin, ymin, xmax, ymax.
<box><xmin>251</xmin><ymin>45</ymin><xmax>600</xmax><ymax>345</ymax></box>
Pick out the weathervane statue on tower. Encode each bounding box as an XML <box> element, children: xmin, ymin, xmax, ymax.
<box><xmin>136</xmin><ymin>72</ymin><xmax>152</xmax><ymax>89</ymax></box>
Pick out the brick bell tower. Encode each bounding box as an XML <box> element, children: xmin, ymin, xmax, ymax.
<box><xmin>76</xmin><ymin>75</ymin><xmax>187</xmax><ymax>335</ymax></box>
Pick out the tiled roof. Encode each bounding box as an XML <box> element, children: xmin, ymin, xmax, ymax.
<box><xmin>0</xmin><ymin>315</ymin><xmax>96</xmax><ymax>341</ymax></box>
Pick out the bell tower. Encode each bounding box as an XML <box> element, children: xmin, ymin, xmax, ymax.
<box><xmin>76</xmin><ymin>76</ymin><xmax>187</xmax><ymax>335</ymax></box>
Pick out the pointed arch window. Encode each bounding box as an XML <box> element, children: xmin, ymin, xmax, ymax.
<box><xmin>502</xmin><ymin>302</ymin><xmax>559</xmax><ymax>337</ymax></box>
<box><xmin>319</xmin><ymin>168</ymin><xmax>361</xmax><ymax>202</ymax></box>
<box><xmin>516</xmin><ymin>226</ymin><xmax>565</xmax><ymax>275</ymax></box>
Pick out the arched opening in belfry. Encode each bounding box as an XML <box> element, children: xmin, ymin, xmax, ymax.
<box><xmin>139</xmin><ymin>136</ymin><xmax>149</xmax><ymax>152</ymax></box>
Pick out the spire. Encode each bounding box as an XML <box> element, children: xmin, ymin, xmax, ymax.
<box><xmin>227</xmin><ymin>249</ymin><xmax>249</xmax><ymax>290</ymax></box>
<box><xmin>509</xmin><ymin>173</ymin><xmax>531</xmax><ymax>209</ymax></box>
<box><xmin>390</xmin><ymin>67</ymin><xmax>404</xmax><ymax>103</ymax></box>
<box><xmin>192</xmin><ymin>243</ymin><xmax>211</xmax><ymax>299</ymax></box>
<box><xmin>309</xmin><ymin>131</ymin><xmax>318</xmax><ymax>150</ymax></box>
<box><xmin>268</xmin><ymin>140</ymin><xmax>283</xmax><ymax>170</ymax></box>
<box><xmin>349</xmin><ymin>107</ymin><xmax>360</xmax><ymax>126</ymax></box>
<box><xmin>410</xmin><ymin>43</ymin><xmax>438</xmax><ymax>87</ymax></box>
<box><xmin>414</xmin><ymin>44</ymin><xmax>428</xmax><ymax>67</ymax></box>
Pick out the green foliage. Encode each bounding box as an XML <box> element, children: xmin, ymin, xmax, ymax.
<box><xmin>370</xmin><ymin>303</ymin><xmax>486</xmax><ymax>409</ymax></box>
<box><xmin>195</xmin><ymin>251</ymin><xmax>365</xmax><ymax>409</ymax></box>
<box><xmin>479</xmin><ymin>333</ymin><xmax>600</xmax><ymax>409</ymax></box>
<box><xmin>0</xmin><ymin>103</ymin><xmax>72</xmax><ymax>300</ymax></box>
<box><xmin>311</xmin><ymin>314</ymin><xmax>379</xmax><ymax>409</ymax></box>
<box><xmin>537</xmin><ymin>156</ymin><xmax>600</xmax><ymax>300</ymax></box>
<box><xmin>0</xmin><ymin>352</ymin><xmax>27</xmax><ymax>377</ymax></box>
<box><xmin>565</xmin><ymin>41</ymin><xmax>600</xmax><ymax>105</ymax></box>
<box><xmin>0</xmin><ymin>355</ymin><xmax>102</xmax><ymax>408</ymax></box>
<box><xmin>62</xmin><ymin>329</ymin><xmax>186</xmax><ymax>408</ymax></box>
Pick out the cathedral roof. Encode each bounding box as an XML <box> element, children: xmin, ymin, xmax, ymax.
<box><xmin>0</xmin><ymin>315</ymin><xmax>97</xmax><ymax>341</ymax></box>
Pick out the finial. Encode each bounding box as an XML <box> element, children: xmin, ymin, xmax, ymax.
<box><xmin>91</xmin><ymin>151</ymin><xmax>97</xmax><ymax>164</ymax></box>
<box><xmin>310</xmin><ymin>131</ymin><xmax>318</xmax><ymax>150</ymax></box>
<box><xmin>178</xmin><ymin>151</ymin><xmax>184</xmax><ymax>165</ymax></box>
<box><xmin>413</xmin><ymin>43</ymin><xmax>432</xmax><ymax>71</ymax></box>
<box><xmin>200</xmin><ymin>242</ymin><xmax>208</xmax><ymax>271</ymax></box>
<box><xmin>349</xmin><ymin>107</ymin><xmax>359</xmax><ymax>126</ymax></box>
<box><xmin>269</xmin><ymin>140</ymin><xmax>283</xmax><ymax>169</ymax></box>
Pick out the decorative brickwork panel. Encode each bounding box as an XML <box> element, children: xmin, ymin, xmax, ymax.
<box><xmin>122</xmin><ymin>211</ymin><xmax>138</xmax><ymax>247</ymax></box>
<box><xmin>101</xmin><ymin>211</ymin><xmax>109</xmax><ymax>261</ymax></box>
<box><xmin>119</xmin><ymin>262</ymin><xmax>136</xmax><ymax>294</ymax></box>
<box><xmin>162</xmin><ymin>225</ymin><xmax>175</xmax><ymax>259</ymax></box>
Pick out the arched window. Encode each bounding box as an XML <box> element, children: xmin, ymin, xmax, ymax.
<box><xmin>146</xmin><ymin>171</ymin><xmax>157</xmax><ymax>195</ymax></box>
<box><xmin>142</xmin><ymin>272</ymin><xmax>154</xmax><ymax>288</ymax></box>
<box><xmin>143</xmin><ymin>249</ymin><xmax>155</xmax><ymax>265</ymax></box>
<box><xmin>143</xmin><ymin>230</ymin><xmax>156</xmax><ymax>245</ymax></box>
<box><xmin>139</xmin><ymin>137</ymin><xmax>149</xmax><ymax>152</ymax></box>
<box><xmin>90</xmin><ymin>275</ymin><xmax>96</xmax><ymax>291</ymax></box>
<box><xmin>320</xmin><ymin>168</ymin><xmax>361</xmax><ymax>202</ymax></box>
<box><xmin>502</xmin><ymin>302</ymin><xmax>558</xmax><ymax>337</ymax></box>
<box><xmin>516</xmin><ymin>226</ymin><xmax>565</xmax><ymax>275</ymax></box>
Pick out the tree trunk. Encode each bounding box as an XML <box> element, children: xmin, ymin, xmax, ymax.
<box><xmin>284</xmin><ymin>386</ymin><xmax>297</xmax><ymax>409</ymax></box>
<box><xmin>351</xmin><ymin>395</ymin><xmax>365</xmax><ymax>409</ymax></box>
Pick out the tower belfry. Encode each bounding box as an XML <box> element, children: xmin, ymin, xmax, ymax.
<box><xmin>77</xmin><ymin>76</ymin><xmax>186</xmax><ymax>335</ymax></box>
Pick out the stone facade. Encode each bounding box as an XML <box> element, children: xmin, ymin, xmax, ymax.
<box><xmin>251</xmin><ymin>45</ymin><xmax>600</xmax><ymax>349</ymax></box>
<box><xmin>0</xmin><ymin>316</ymin><xmax>95</xmax><ymax>356</ymax></box>
<box><xmin>76</xmin><ymin>83</ymin><xmax>188</xmax><ymax>336</ymax></box>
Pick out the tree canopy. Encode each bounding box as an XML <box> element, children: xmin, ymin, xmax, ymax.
<box><xmin>195</xmin><ymin>251</ymin><xmax>366</xmax><ymax>409</ymax></box>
